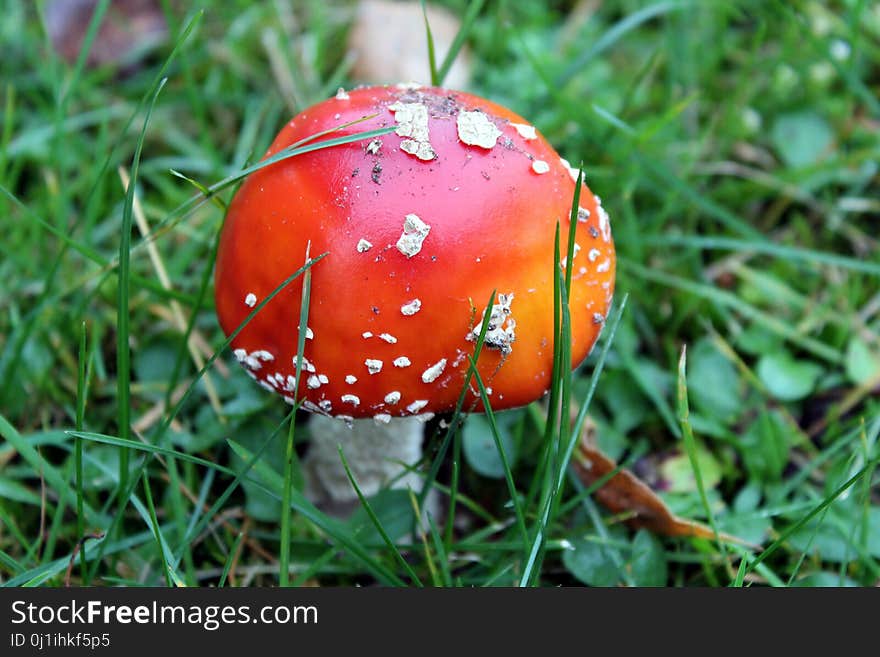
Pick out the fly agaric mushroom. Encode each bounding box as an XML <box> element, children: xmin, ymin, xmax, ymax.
<box><xmin>214</xmin><ymin>84</ymin><xmax>615</xmax><ymax>508</ymax></box>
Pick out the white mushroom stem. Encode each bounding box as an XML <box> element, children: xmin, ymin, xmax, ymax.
<box><xmin>303</xmin><ymin>416</ymin><xmax>434</xmax><ymax>516</ymax></box>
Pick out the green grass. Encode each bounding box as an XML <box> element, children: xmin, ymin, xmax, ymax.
<box><xmin>1</xmin><ymin>0</ymin><xmax>879</xmax><ymax>587</ymax></box>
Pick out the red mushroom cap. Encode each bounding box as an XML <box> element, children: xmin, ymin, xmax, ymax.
<box><xmin>214</xmin><ymin>84</ymin><xmax>615</xmax><ymax>420</ymax></box>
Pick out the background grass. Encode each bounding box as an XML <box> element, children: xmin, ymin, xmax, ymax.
<box><xmin>1</xmin><ymin>0</ymin><xmax>879</xmax><ymax>587</ymax></box>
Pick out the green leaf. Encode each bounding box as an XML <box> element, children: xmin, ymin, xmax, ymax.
<box><xmin>22</xmin><ymin>336</ymin><xmax>53</xmax><ymax>382</ymax></box>
<box><xmin>344</xmin><ymin>489</ymin><xmax>416</xmax><ymax>546</ymax></box>
<box><xmin>229</xmin><ymin>418</ymin><xmax>302</xmax><ymax>523</ymax></box>
<box><xmin>133</xmin><ymin>341</ymin><xmax>182</xmax><ymax>387</ymax></box>
<box><xmin>630</xmin><ymin>529</ymin><xmax>667</xmax><ymax>587</ymax></box>
<box><xmin>226</xmin><ymin>439</ymin><xmax>404</xmax><ymax>586</ymax></box>
<box><xmin>687</xmin><ymin>338</ymin><xmax>742</xmax><ymax>423</ymax></box>
<box><xmin>562</xmin><ymin>538</ymin><xmax>621</xmax><ymax>587</ymax></box>
<box><xmin>659</xmin><ymin>446</ymin><xmax>722</xmax><ymax>493</ymax></box>
<box><xmin>790</xmin><ymin>572</ymin><xmax>859</xmax><ymax>587</ymax></box>
<box><xmin>733</xmin><ymin>482</ymin><xmax>761</xmax><ymax>513</ymax></box>
<box><xmin>179</xmin><ymin>405</ymin><xmax>230</xmax><ymax>452</ymax></box>
<box><xmin>598</xmin><ymin>370</ymin><xmax>649</xmax><ymax>435</ymax></box>
<box><xmin>757</xmin><ymin>352</ymin><xmax>823</xmax><ymax>401</ymax></box>
<box><xmin>844</xmin><ymin>337</ymin><xmax>880</xmax><ymax>385</ymax></box>
<box><xmin>735</xmin><ymin>323</ymin><xmax>782</xmax><ymax>356</ymax></box>
<box><xmin>740</xmin><ymin>410</ymin><xmax>791</xmax><ymax>481</ymax></box>
<box><xmin>788</xmin><ymin>506</ymin><xmax>880</xmax><ymax>562</ymax></box>
<box><xmin>719</xmin><ymin>484</ymin><xmax>772</xmax><ymax>545</ymax></box>
<box><xmin>719</xmin><ymin>513</ymin><xmax>771</xmax><ymax>548</ymax></box>
<box><xmin>771</xmin><ymin>111</ymin><xmax>834</xmax><ymax>168</ymax></box>
<box><xmin>434</xmin><ymin>0</ymin><xmax>485</xmax><ymax>87</ymax></box>
<box><xmin>462</xmin><ymin>413</ymin><xmax>518</xmax><ymax>479</ymax></box>
<box><xmin>221</xmin><ymin>372</ymin><xmax>270</xmax><ymax>417</ymax></box>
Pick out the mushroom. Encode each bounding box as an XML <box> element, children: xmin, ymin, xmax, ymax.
<box><xmin>214</xmin><ymin>84</ymin><xmax>615</xmax><ymax>511</ymax></box>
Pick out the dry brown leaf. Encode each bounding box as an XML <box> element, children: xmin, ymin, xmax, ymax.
<box><xmin>572</xmin><ymin>417</ymin><xmax>758</xmax><ymax>547</ymax></box>
<box><xmin>348</xmin><ymin>0</ymin><xmax>471</xmax><ymax>89</ymax></box>
<box><xmin>47</xmin><ymin>0</ymin><xmax>167</xmax><ymax>69</ymax></box>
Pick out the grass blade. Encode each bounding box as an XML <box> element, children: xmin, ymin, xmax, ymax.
<box><xmin>152</xmin><ymin>252</ymin><xmax>327</xmax><ymax>444</ymax></box>
<box><xmin>556</xmin><ymin>1</ymin><xmax>701</xmax><ymax>87</ymax></box>
<box><xmin>0</xmin><ymin>416</ymin><xmax>95</xmax><ymax>523</ymax></box>
<box><xmin>677</xmin><ymin>347</ymin><xmax>726</xmax><ymax>557</ymax></box>
<box><xmin>228</xmin><ymin>440</ymin><xmax>405</xmax><ymax>586</ymax></box>
<box><xmin>421</xmin><ymin>0</ymin><xmax>439</xmax><ymax>85</ymax></box>
<box><xmin>436</xmin><ymin>0</ymin><xmax>485</xmax><ymax>87</ymax></box>
<box><xmin>426</xmin><ymin>512</ymin><xmax>452</xmax><ymax>587</ymax></box>
<box><xmin>644</xmin><ymin>234</ymin><xmax>880</xmax><ymax>277</ymax></box>
<box><xmin>67</xmin><ymin>431</ymin><xmax>234</xmax><ymax>473</ymax></box>
<box><xmin>74</xmin><ymin>321</ymin><xmax>89</xmax><ymax>581</ymax></box>
<box><xmin>418</xmin><ymin>290</ymin><xmax>497</xmax><ymax>516</ymax></box>
<box><xmin>219</xmin><ymin>530</ymin><xmax>246</xmax><ymax>588</ymax></box>
<box><xmin>0</xmin><ymin>11</ymin><xmax>204</xmax><ymax>403</ymax></box>
<box><xmin>116</xmin><ymin>77</ymin><xmax>168</xmax><ymax>503</ymax></box>
<box><xmin>279</xmin><ymin>243</ymin><xmax>314</xmax><ymax>587</ymax></box>
<box><xmin>562</xmin><ymin>294</ymin><xmax>629</xmax><ymax>490</ymax></box>
<box><xmin>338</xmin><ymin>446</ymin><xmax>423</xmax><ymax>587</ymax></box>
<box><xmin>621</xmin><ymin>259</ymin><xmax>842</xmax><ymax>363</ymax></box>
<box><xmin>142</xmin><ymin>470</ymin><xmax>172</xmax><ymax>587</ymax></box>
<box><xmin>747</xmin><ymin>456</ymin><xmax>880</xmax><ymax>575</ymax></box>
<box><xmin>468</xmin><ymin>357</ymin><xmax>529</xmax><ymax>548</ymax></box>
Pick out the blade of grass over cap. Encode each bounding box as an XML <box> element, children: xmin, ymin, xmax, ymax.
<box><xmin>542</xmin><ymin>224</ymin><xmax>564</xmax><ymax>454</ymax></box>
<box><xmin>279</xmin><ymin>243</ymin><xmax>314</xmax><ymax>587</ymax></box>
<box><xmin>523</xmin><ymin>172</ymin><xmax>583</xmax><ymax>585</ymax></box>
<box><xmin>152</xmin><ymin>118</ymin><xmax>395</xmax><ymax>230</ymax></box>
<box><xmin>152</xmin><ymin>252</ymin><xmax>327</xmax><ymax>445</ymax></box>
<box><xmin>417</xmin><ymin>290</ymin><xmax>497</xmax><ymax>522</ymax></box>
<box><xmin>557</xmin><ymin>167</ymin><xmax>584</xmax><ymax>466</ymax></box>
<box><xmin>523</xmin><ymin>234</ymin><xmax>566</xmax><ymax>585</ymax></box>
<box><xmin>562</xmin><ymin>294</ymin><xmax>629</xmax><ymax>491</ymax></box>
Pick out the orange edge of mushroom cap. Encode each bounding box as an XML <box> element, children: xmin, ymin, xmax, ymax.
<box><xmin>214</xmin><ymin>84</ymin><xmax>616</xmax><ymax>421</ymax></box>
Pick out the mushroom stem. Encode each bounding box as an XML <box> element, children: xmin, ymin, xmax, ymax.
<box><xmin>303</xmin><ymin>416</ymin><xmax>432</xmax><ymax>516</ymax></box>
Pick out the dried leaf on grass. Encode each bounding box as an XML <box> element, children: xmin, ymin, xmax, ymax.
<box><xmin>348</xmin><ymin>0</ymin><xmax>471</xmax><ymax>88</ymax></box>
<box><xmin>572</xmin><ymin>417</ymin><xmax>757</xmax><ymax>547</ymax></box>
<box><xmin>47</xmin><ymin>0</ymin><xmax>167</xmax><ymax>69</ymax></box>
